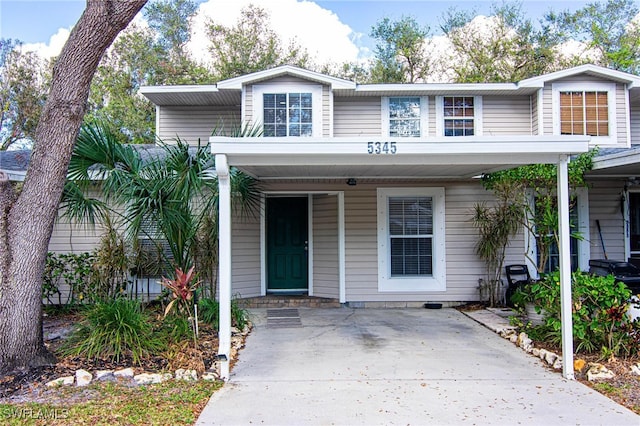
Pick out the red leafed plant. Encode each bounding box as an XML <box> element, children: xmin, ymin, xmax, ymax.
<box><xmin>160</xmin><ymin>266</ymin><xmax>202</xmax><ymax>318</ymax></box>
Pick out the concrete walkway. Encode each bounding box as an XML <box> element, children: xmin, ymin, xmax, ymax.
<box><xmin>196</xmin><ymin>308</ymin><xmax>639</xmax><ymax>425</ymax></box>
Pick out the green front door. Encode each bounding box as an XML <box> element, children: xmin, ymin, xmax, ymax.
<box><xmin>267</xmin><ymin>197</ymin><xmax>309</xmax><ymax>292</ymax></box>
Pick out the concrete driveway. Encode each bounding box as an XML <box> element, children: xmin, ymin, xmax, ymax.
<box><xmin>196</xmin><ymin>307</ymin><xmax>639</xmax><ymax>425</ymax></box>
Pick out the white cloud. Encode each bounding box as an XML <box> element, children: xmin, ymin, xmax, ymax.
<box><xmin>189</xmin><ymin>0</ymin><xmax>364</xmax><ymax>66</ymax></box>
<box><xmin>21</xmin><ymin>27</ymin><xmax>71</xmax><ymax>59</ymax></box>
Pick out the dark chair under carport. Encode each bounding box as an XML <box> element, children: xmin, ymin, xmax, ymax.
<box><xmin>505</xmin><ymin>264</ymin><xmax>533</xmax><ymax>307</ymax></box>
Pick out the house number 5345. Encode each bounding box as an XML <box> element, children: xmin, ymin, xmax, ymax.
<box><xmin>367</xmin><ymin>142</ymin><xmax>397</xmax><ymax>154</ymax></box>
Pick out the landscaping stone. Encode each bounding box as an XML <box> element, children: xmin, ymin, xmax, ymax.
<box><xmin>516</xmin><ymin>332</ymin><xmax>533</xmax><ymax>351</ymax></box>
<box><xmin>175</xmin><ymin>369</ymin><xmax>198</xmax><ymax>382</ymax></box>
<box><xmin>75</xmin><ymin>369</ymin><xmax>92</xmax><ymax>387</ymax></box>
<box><xmin>202</xmin><ymin>371</ymin><xmax>218</xmax><ymax>381</ymax></box>
<box><xmin>552</xmin><ymin>357</ymin><xmax>563</xmax><ymax>370</ymax></box>
<box><xmin>134</xmin><ymin>372</ymin><xmax>168</xmax><ymax>385</ymax></box>
<box><xmin>114</xmin><ymin>367</ymin><xmax>135</xmax><ymax>378</ymax></box>
<box><xmin>630</xmin><ymin>363</ymin><xmax>640</xmax><ymax>376</ymax></box>
<box><xmin>532</xmin><ymin>348</ymin><xmax>540</xmax><ymax>357</ymax></box>
<box><xmin>95</xmin><ymin>370</ymin><xmax>115</xmax><ymax>381</ymax></box>
<box><xmin>587</xmin><ymin>363</ymin><xmax>615</xmax><ymax>381</ymax></box>
<box><xmin>544</xmin><ymin>351</ymin><xmax>557</xmax><ymax>366</ymax></box>
<box><xmin>46</xmin><ymin>376</ymin><xmax>74</xmax><ymax>387</ymax></box>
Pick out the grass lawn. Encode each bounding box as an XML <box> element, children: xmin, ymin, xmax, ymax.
<box><xmin>0</xmin><ymin>379</ymin><xmax>223</xmax><ymax>425</ymax></box>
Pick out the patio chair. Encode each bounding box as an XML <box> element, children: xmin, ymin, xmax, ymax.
<box><xmin>505</xmin><ymin>264</ymin><xmax>532</xmax><ymax>307</ymax></box>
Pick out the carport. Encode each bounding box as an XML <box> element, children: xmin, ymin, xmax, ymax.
<box><xmin>212</xmin><ymin>135</ymin><xmax>590</xmax><ymax>381</ymax></box>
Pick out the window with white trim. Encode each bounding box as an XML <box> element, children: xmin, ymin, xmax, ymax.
<box><xmin>382</xmin><ymin>97</ymin><xmax>428</xmax><ymax>137</ymax></box>
<box><xmin>253</xmin><ymin>83</ymin><xmax>323</xmax><ymax>137</ymax></box>
<box><xmin>263</xmin><ymin>93</ymin><xmax>312</xmax><ymax>137</ymax></box>
<box><xmin>435</xmin><ymin>96</ymin><xmax>483</xmax><ymax>137</ymax></box>
<box><xmin>377</xmin><ymin>188</ymin><xmax>446</xmax><ymax>292</ymax></box>
<box><xmin>552</xmin><ymin>82</ymin><xmax>616</xmax><ymax>144</ymax></box>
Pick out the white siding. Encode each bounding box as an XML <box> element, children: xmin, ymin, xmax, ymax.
<box><xmin>341</xmin><ymin>181</ymin><xmax>515</xmax><ymax>303</ymax></box>
<box><xmin>231</xmin><ymin>212</ymin><xmax>262</xmax><ymax>298</ymax></box>
<box><xmin>587</xmin><ymin>179</ymin><xmax>626</xmax><ymax>261</ymax></box>
<box><xmin>531</xmin><ymin>92</ymin><xmax>539</xmax><ymax>135</ymax></box>
<box><xmin>158</xmin><ymin>106</ymin><xmax>240</xmax><ymax>145</ymax></box>
<box><xmin>482</xmin><ymin>96</ymin><xmax>532</xmax><ymax>135</ymax></box>
<box><xmin>49</xmin><ymin>217</ymin><xmax>103</xmax><ymax>253</ymax></box>
<box><xmin>631</xmin><ymin>102</ymin><xmax>640</xmax><ymax>145</ymax></box>
<box><xmin>334</xmin><ymin>97</ymin><xmax>381</xmax><ymax>137</ymax></box>
<box><xmin>312</xmin><ymin>194</ymin><xmax>339</xmax><ymax>298</ymax></box>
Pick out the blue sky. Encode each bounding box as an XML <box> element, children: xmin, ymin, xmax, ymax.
<box><xmin>0</xmin><ymin>0</ymin><xmax>600</xmax><ymax>63</ymax></box>
<box><xmin>1</xmin><ymin>0</ymin><xmax>595</xmax><ymax>42</ymax></box>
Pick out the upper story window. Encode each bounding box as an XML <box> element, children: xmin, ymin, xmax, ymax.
<box><xmin>552</xmin><ymin>82</ymin><xmax>616</xmax><ymax>144</ymax></box>
<box><xmin>435</xmin><ymin>96</ymin><xmax>483</xmax><ymax>137</ymax></box>
<box><xmin>382</xmin><ymin>97</ymin><xmax>427</xmax><ymax>137</ymax></box>
<box><xmin>263</xmin><ymin>93</ymin><xmax>312</xmax><ymax>137</ymax></box>
<box><xmin>559</xmin><ymin>91</ymin><xmax>608</xmax><ymax>136</ymax></box>
<box><xmin>253</xmin><ymin>83</ymin><xmax>323</xmax><ymax>137</ymax></box>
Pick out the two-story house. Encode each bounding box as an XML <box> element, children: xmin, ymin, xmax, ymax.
<box><xmin>4</xmin><ymin>63</ymin><xmax>639</xmax><ymax>378</ymax></box>
<box><xmin>139</xmin><ymin>64</ymin><xmax>640</xmax><ymax>308</ymax></box>
<box><xmin>140</xmin><ymin>64</ymin><xmax>640</xmax><ymax>378</ymax></box>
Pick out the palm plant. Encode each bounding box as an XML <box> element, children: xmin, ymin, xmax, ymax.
<box><xmin>472</xmin><ymin>180</ymin><xmax>525</xmax><ymax>306</ymax></box>
<box><xmin>63</xmin><ymin>120</ymin><xmax>260</xmax><ymax>292</ymax></box>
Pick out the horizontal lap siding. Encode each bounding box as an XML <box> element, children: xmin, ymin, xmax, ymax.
<box><xmin>49</xmin><ymin>218</ymin><xmax>103</xmax><ymax>253</ymax></box>
<box><xmin>532</xmin><ymin>92</ymin><xmax>539</xmax><ymax>135</ymax></box>
<box><xmin>313</xmin><ymin>195</ymin><xmax>339</xmax><ymax>298</ymax></box>
<box><xmin>587</xmin><ymin>179</ymin><xmax>626</xmax><ymax>261</ymax></box>
<box><xmin>616</xmin><ymin>83</ymin><xmax>628</xmax><ymax>144</ymax></box>
<box><xmin>334</xmin><ymin>97</ymin><xmax>381</xmax><ymax>137</ymax></box>
<box><xmin>631</xmin><ymin>103</ymin><xmax>640</xmax><ymax>145</ymax></box>
<box><xmin>543</xmin><ymin>83</ymin><xmax>553</xmax><ymax>135</ymax></box>
<box><xmin>483</xmin><ymin>96</ymin><xmax>532</xmax><ymax>135</ymax></box>
<box><xmin>342</xmin><ymin>182</ymin><xmax>522</xmax><ymax>302</ymax></box>
<box><xmin>158</xmin><ymin>106</ymin><xmax>240</xmax><ymax>145</ymax></box>
<box><xmin>231</xmin><ymin>213</ymin><xmax>261</xmax><ymax>298</ymax></box>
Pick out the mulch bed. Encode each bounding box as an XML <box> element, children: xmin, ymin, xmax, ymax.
<box><xmin>0</xmin><ymin>311</ymin><xmax>222</xmax><ymax>403</ymax></box>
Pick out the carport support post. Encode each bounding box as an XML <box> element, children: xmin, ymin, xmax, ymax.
<box><xmin>216</xmin><ymin>154</ymin><xmax>231</xmax><ymax>380</ymax></box>
<box><xmin>557</xmin><ymin>155</ymin><xmax>575</xmax><ymax>380</ymax></box>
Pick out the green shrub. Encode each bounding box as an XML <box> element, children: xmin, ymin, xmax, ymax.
<box><xmin>197</xmin><ymin>298</ymin><xmax>248</xmax><ymax>330</ymax></box>
<box><xmin>161</xmin><ymin>314</ymin><xmax>193</xmax><ymax>343</ymax></box>
<box><xmin>60</xmin><ymin>299</ymin><xmax>165</xmax><ymax>364</ymax></box>
<box><xmin>198</xmin><ymin>298</ymin><xmax>219</xmax><ymax>328</ymax></box>
<box><xmin>526</xmin><ymin>271</ymin><xmax>636</xmax><ymax>356</ymax></box>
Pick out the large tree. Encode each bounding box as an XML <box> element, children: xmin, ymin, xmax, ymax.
<box><xmin>369</xmin><ymin>16</ymin><xmax>432</xmax><ymax>83</ymax></box>
<box><xmin>0</xmin><ymin>40</ymin><xmax>50</xmax><ymax>150</ymax></box>
<box><xmin>439</xmin><ymin>3</ymin><xmax>558</xmax><ymax>83</ymax></box>
<box><xmin>207</xmin><ymin>4</ymin><xmax>310</xmax><ymax>79</ymax></box>
<box><xmin>545</xmin><ymin>0</ymin><xmax>640</xmax><ymax>73</ymax></box>
<box><xmin>0</xmin><ymin>0</ymin><xmax>147</xmax><ymax>375</ymax></box>
<box><xmin>87</xmin><ymin>0</ymin><xmax>211</xmax><ymax>144</ymax></box>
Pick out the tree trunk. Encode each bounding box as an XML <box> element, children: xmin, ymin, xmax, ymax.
<box><xmin>0</xmin><ymin>0</ymin><xmax>147</xmax><ymax>375</ymax></box>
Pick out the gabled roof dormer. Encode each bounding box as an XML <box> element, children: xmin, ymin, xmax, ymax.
<box><xmin>216</xmin><ymin>65</ymin><xmax>356</xmax><ymax>91</ymax></box>
<box><xmin>518</xmin><ymin>64</ymin><xmax>640</xmax><ymax>88</ymax></box>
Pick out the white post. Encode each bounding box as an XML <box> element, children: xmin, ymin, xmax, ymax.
<box><xmin>338</xmin><ymin>191</ymin><xmax>346</xmax><ymax>304</ymax></box>
<box><xmin>557</xmin><ymin>155</ymin><xmax>575</xmax><ymax>380</ymax></box>
<box><xmin>216</xmin><ymin>154</ymin><xmax>232</xmax><ymax>380</ymax></box>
